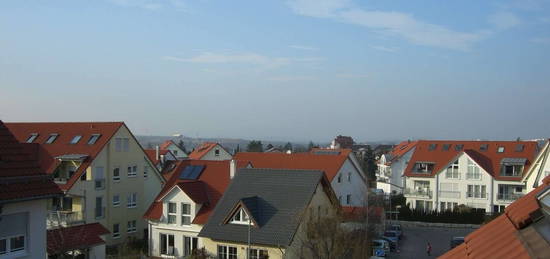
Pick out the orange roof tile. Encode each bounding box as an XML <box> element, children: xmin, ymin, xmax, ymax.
<box><xmin>188</xmin><ymin>142</ymin><xmax>220</xmax><ymax>160</ymax></box>
<box><xmin>389</xmin><ymin>140</ymin><xmax>418</xmax><ymax>160</ymax></box>
<box><xmin>47</xmin><ymin>223</ymin><xmax>109</xmax><ymax>255</ymax></box>
<box><xmin>403</xmin><ymin>140</ymin><xmax>538</xmax><ymax>181</ymax></box>
<box><xmin>234</xmin><ymin>149</ymin><xmax>354</xmax><ymax>181</ymax></box>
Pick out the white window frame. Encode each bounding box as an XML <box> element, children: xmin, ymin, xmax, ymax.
<box><xmin>127</xmin><ymin>193</ymin><xmax>137</xmax><ymax>208</ymax></box>
<box><xmin>217</xmin><ymin>245</ymin><xmax>237</xmax><ymax>259</ymax></box>
<box><xmin>467</xmin><ymin>184</ymin><xmax>487</xmax><ymax>198</ymax></box>
<box><xmin>181</xmin><ymin>203</ymin><xmax>192</xmax><ymax>225</ymax></box>
<box><xmin>446</xmin><ymin>160</ymin><xmax>459</xmax><ymax>179</ymax></box>
<box><xmin>88</xmin><ymin>134</ymin><xmax>101</xmax><ymax>145</ymax></box>
<box><xmin>467</xmin><ymin>159</ymin><xmax>481</xmax><ymax>180</ymax></box>
<box><xmin>0</xmin><ymin>235</ymin><xmax>26</xmax><ymax>257</ymax></box>
<box><xmin>112</xmin><ymin>223</ymin><xmax>120</xmax><ymax>239</ymax></box>
<box><xmin>45</xmin><ymin>134</ymin><xmax>58</xmax><ymax>144</ymax></box>
<box><xmin>160</xmin><ymin>233</ymin><xmax>175</xmax><ymax>255</ymax></box>
<box><xmin>127</xmin><ymin>165</ymin><xmax>137</xmax><ymax>177</ymax></box>
<box><xmin>249</xmin><ymin>248</ymin><xmax>268</xmax><ymax>259</ymax></box>
<box><xmin>183</xmin><ymin>236</ymin><xmax>198</xmax><ymax>256</ymax></box>
<box><xmin>113</xmin><ymin>194</ymin><xmax>120</xmax><ymax>207</ymax></box>
<box><xmin>230</xmin><ymin>208</ymin><xmax>251</xmax><ymax>225</ymax></box>
<box><xmin>70</xmin><ymin>135</ymin><xmax>82</xmax><ymax>144</ymax></box>
<box><xmin>127</xmin><ymin>220</ymin><xmax>137</xmax><ymax>233</ymax></box>
<box><xmin>113</xmin><ymin>167</ymin><xmax>121</xmax><ymax>182</ymax></box>
<box><xmin>167</xmin><ymin>202</ymin><xmax>177</xmax><ymax>224</ymax></box>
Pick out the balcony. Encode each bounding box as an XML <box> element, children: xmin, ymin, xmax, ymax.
<box><xmin>47</xmin><ymin>210</ymin><xmax>84</xmax><ymax>228</ymax></box>
<box><xmin>404</xmin><ymin>188</ymin><xmax>432</xmax><ymax>198</ymax></box>
<box><xmin>439</xmin><ymin>190</ymin><xmax>461</xmax><ymax>199</ymax></box>
<box><xmin>497</xmin><ymin>193</ymin><xmax>524</xmax><ymax>203</ymax></box>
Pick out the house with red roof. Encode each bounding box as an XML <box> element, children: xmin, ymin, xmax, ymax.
<box><xmin>403</xmin><ymin>140</ymin><xmax>538</xmax><ymax>214</ymax></box>
<box><xmin>5</xmin><ymin>122</ymin><xmax>166</xmax><ymax>247</ymax></box>
<box><xmin>188</xmin><ymin>142</ymin><xmax>232</xmax><ymax>161</ymax></box>
<box><xmin>376</xmin><ymin>140</ymin><xmax>418</xmax><ymax>194</ymax></box>
<box><xmin>159</xmin><ymin>140</ymin><xmax>188</xmax><ymax>159</ymax></box>
<box><xmin>522</xmin><ymin>139</ymin><xmax>550</xmax><ymax>192</ymax></box>
<box><xmin>143</xmin><ymin>159</ymin><xmax>248</xmax><ymax>257</ymax></box>
<box><xmin>144</xmin><ymin>148</ymin><xmax>177</xmax><ymax>172</ymax></box>
<box><xmin>234</xmin><ymin>148</ymin><xmax>367</xmax><ymax>206</ymax></box>
<box><xmin>0</xmin><ymin>120</ymin><xmax>62</xmax><ymax>258</ymax></box>
<box><xmin>440</xmin><ymin>175</ymin><xmax>550</xmax><ymax>259</ymax></box>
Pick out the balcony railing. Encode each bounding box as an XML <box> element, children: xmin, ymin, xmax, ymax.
<box><xmin>47</xmin><ymin>210</ymin><xmax>84</xmax><ymax>228</ymax></box>
<box><xmin>404</xmin><ymin>188</ymin><xmax>432</xmax><ymax>198</ymax></box>
<box><xmin>439</xmin><ymin>190</ymin><xmax>461</xmax><ymax>199</ymax></box>
<box><xmin>497</xmin><ymin>193</ymin><xmax>524</xmax><ymax>202</ymax></box>
<box><xmin>466</xmin><ymin>192</ymin><xmax>488</xmax><ymax>199</ymax></box>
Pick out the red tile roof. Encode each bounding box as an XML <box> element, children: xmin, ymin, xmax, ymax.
<box><xmin>47</xmin><ymin>223</ymin><xmax>109</xmax><ymax>255</ymax></box>
<box><xmin>234</xmin><ymin>149</ymin><xmax>354</xmax><ymax>181</ymax></box>
<box><xmin>0</xmin><ymin>121</ymin><xmax>62</xmax><ymax>202</ymax></box>
<box><xmin>144</xmin><ymin>149</ymin><xmax>172</xmax><ymax>165</ymax></box>
<box><xmin>440</xmin><ymin>176</ymin><xmax>550</xmax><ymax>259</ymax></box>
<box><xmin>188</xmin><ymin>142</ymin><xmax>221</xmax><ymax>160</ymax></box>
<box><xmin>5</xmin><ymin>122</ymin><xmax>124</xmax><ymax>190</ymax></box>
<box><xmin>144</xmin><ymin>160</ymin><xmax>247</xmax><ymax>224</ymax></box>
<box><xmin>403</xmin><ymin>140</ymin><xmax>538</xmax><ymax>181</ymax></box>
<box><xmin>389</xmin><ymin>140</ymin><xmax>418</xmax><ymax>161</ymax></box>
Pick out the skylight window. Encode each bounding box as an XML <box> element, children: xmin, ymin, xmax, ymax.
<box><xmin>70</xmin><ymin>135</ymin><xmax>82</xmax><ymax>144</ymax></box>
<box><xmin>497</xmin><ymin>146</ymin><xmax>505</xmax><ymax>153</ymax></box>
<box><xmin>515</xmin><ymin>144</ymin><xmax>524</xmax><ymax>152</ymax></box>
<box><xmin>442</xmin><ymin>144</ymin><xmax>451</xmax><ymax>151</ymax></box>
<box><xmin>26</xmin><ymin>133</ymin><xmax>38</xmax><ymax>143</ymax></box>
<box><xmin>480</xmin><ymin>144</ymin><xmax>488</xmax><ymax>151</ymax></box>
<box><xmin>88</xmin><ymin>134</ymin><xmax>101</xmax><ymax>145</ymax></box>
<box><xmin>428</xmin><ymin>144</ymin><xmax>438</xmax><ymax>151</ymax></box>
<box><xmin>454</xmin><ymin>144</ymin><xmax>464</xmax><ymax>151</ymax></box>
<box><xmin>45</xmin><ymin>134</ymin><xmax>58</xmax><ymax>144</ymax></box>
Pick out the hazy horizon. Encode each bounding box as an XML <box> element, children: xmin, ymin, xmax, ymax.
<box><xmin>2</xmin><ymin>0</ymin><xmax>549</xmax><ymax>142</ymax></box>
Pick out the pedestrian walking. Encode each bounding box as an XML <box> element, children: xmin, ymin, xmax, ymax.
<box><xmin>426</xmin><ymin>242</ymin><xmax>432</xmax><ymax>256</ymax></box>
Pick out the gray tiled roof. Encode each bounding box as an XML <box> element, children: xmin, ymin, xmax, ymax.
<box><xmin>198</xmin><ymin>168</ymin><xmax>324</xmax><ymax>247</ymax></box>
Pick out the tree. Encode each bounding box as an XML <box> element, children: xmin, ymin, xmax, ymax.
<box><xmin>247</xmin><ymin>140</ymin><xmax>264</xmax><ymax>152</ymax></box>
<box><xmin>284</xmin><ymin>142</ymin><xmax>293</xmax><ymax>151</ymax></box>
<box><xmin>177</xmin><ymin>139</ymin><xmax>187</xmax><ymax>154</ymax></box>
<box><xmin>362</xmin><ymin>146</ymin><xmax>377</xmax><ymax>183</ymax></box>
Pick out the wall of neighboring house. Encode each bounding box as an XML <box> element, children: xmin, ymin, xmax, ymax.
<box><xmin>524</xmin><ymin>142</ymin><xmax>550</xmax><ymax>192</ymax></box>
<box><xmin>0</xmin><ymin>199</ymin><xmax>48</xmax><ymax>259</ymax></box>
<box><xmin>434</xmin><ymin>154</ymin><xmax>494</xmax><ymax>213</ymax></box>
<box><xmin>149</xmin><ymin>187</ymin><xmax>204</xmax><ymax>257</ymax></box>
<box><xmin>201</xmin><ymin>239</ymin><xmax>285</xmax><ymax>259</ymax></box>
<box><xmin>331</xmin><ymin>158</ymin><xmax>368</xmax><ymax>207</ymax></box>
<box><xmin>390</xmin><ymin>148</ymin><xmax>415</xmax><ymax>193</ymax></box>
<box><xmin>68</xmin><ymin>125</ymin><xmax>163</xmax><ymax>246</ymax></box>
<box><xmin>404</xmin><ymin>176</ymin><xmax>436</xmax><ymax>210</ymax></box>
<box><xmin>166</xmin><ymin>144</ymin><xmax>188</xmax><ymax>159</ymax></box>
<box><xmin>200</xmin><ymin>145</ymin><xmax>232</xmax><ymax>161</ymax></box>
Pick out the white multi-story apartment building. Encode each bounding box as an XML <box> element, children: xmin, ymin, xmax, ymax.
<box><xmin>6</xmin><ymin>122</ymin><xmax>165</xmax><ymax>246</ymax></box>
<box><xmin>376</xmin><ymin>141</ymin><xmax>417</xmax><ymax>194</ymax></box>
<box><xmin>403</xmin><ymin>140</ymin><xmax>538</xmax><ymax>214</ymax></box>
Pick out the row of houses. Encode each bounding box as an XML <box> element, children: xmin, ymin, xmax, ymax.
<box><xmin>376</xmin><ymin>139</ymin><xmax>550</xmax><ymax>214</ymax></box>
<box><xmin>0</xmin><ymin>120</ymin><xmax>370</xmax><ymax>258</ymax></box>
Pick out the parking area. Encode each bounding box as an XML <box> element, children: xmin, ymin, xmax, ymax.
<box><xmin>386</xmin><ymin>225</ymin><xmax>476</xmax><ymax>258</ymax></box>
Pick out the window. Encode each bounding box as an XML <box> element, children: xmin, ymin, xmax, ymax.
<box><xmin>167</xmin><ymin>202</ymin><xmax>177</xmax><ymax>224</ymax></box>
<box><xmin>127</xmin><ymin>220</ymin><xmax>136</xmax><ymax>233</ymax></box>
<box><xmin>218</xmin><ymin>245</ymin><xmax>237</xmax><ymax>259</ymax></box>
<box><xmin>337</xmin><ymin>174</ymin><xmax>342</xmax><ymax>183</ymax></box>
<box><xmin>184</xmin><ymin>236</ymin><xmax>198</xmax><ymax>256</ymax></box>
<box><xmin>88</xmin><ymin>134</ymin><xmax>101</xmax><ymax>145</ymax></box>
<box><xmin>0</xmin><ymin>235</ymin><xmax>25</xmax><ymax>256</ymax></box>
<box><xmin>480</xmin><ymin>144</ymin><xmax>488</xmax><ymax>151</ymax></box>
<box><xmin>173</xmin><ymin>150</ymin><xmax>178</xmax><ymax>156</ymax></box>
<box><xmin>160</xmin><ymin>234</ymin><xmax>175</xmax><ymax>255</ymax></box>
<box><xmin>113</xmin><ymin>223</ymin><xmax>120</xmax><ymax>238</ymax></box>
<box><xmin>440</xmin><ymin>202</ymin><xmax>458</xmax><ymax>211</ymax></box>
<box><xmin>467</xmin><ymin>159</ymin><xmax>481</xmax><ymax>179</ymax></box>
<box><xmin>94</xmin><ymin>167</ymin><xmax>105</xmax><ymax>190</ymax></box>
<box><xmin>26</xmin><ymin>133</ymin><xmax>38</xmax><ymax>143</ymax></box>
<box><xmin>45</xmin><ymin>134</ymin><xmax>58</xmax><ymax>144</ymax></box>
<box><xmin>231</xmin><ymin>208</ymin><xmax>250</xmax><ymax>225</ymax></box>
<box><xmin>428</xmin><ymin>143</ymin><xmax>438</xmax><ymax>151</ymax></box>
<box><xmin>515</xmin><ymin>144</ymin><xmax>524</xmax><ymax>152</ymax></box>
<box><xmin>113</xmin><ymin>168</ymin><xmax>120</xmax><ymax>181</ymax></box>
<box><xmin>115</xmin><ymin>138</ymin><xmax>129</xmax><ymax>152</ymax></box>
<box><xmin>446</xmin><ymin>160</ymin><xmax>459</xmax><ymax>179</ymax></box>
<box><xmin>181</xmin><ymin>203</ymin><xmax>191</xmax><ymax>225</ymax></box>
<box><xmin>95</xmin><ymin>197</ymin><xmax>104</xmax><ymax>219</ymax></box>
<box><xmin>413</xmin><ymin>162</ymin><xmax>434</xmax><ymax>173</ymax></box>
<box><xmin>127</xmin><ymin>193</ymin><xmax>137</xmax><ymax>208</ymax></box>
<box><xmin>497</xmin><ymin>146</ymin><xmax>505</xmax><ymax>153</ymax></box>
<box><xmin>70</xmin><ymin>135</ymin><xmax>82</xmax><ymax>144</ymax></box>
<box><xmin>250</xmin><ymin>248</ymin><xmax>269</xmax><ymax>259</ymax></box>
<box><xmin>454</xmin><ymin>144</ymin><xmax>464</xmax><ymax>151</ymax></box>
<box><xmin>346</xmin><ymin>194</ymin><xmax>351</xmax><ymax>205</ymax></box>
<box><xmin>442</xmin><ymin>144</ymin><xmax>451</xmax><ymax>151</ymax></box>
<box><xmin>348</xmin><ymin>172</ymin><xmax>351</xmax><ymax>182</ymax></box>
<box><xmin>502</xmin><ymin>165</ymin><xmax>522</xmax><ymax>177</ymax></box>
<box><xmin>467</xmin><ymin>185</ymin><xmax>487</xmax><ymax>198</ymax></box>
<box><xmin>215</xmin><ymin>149</ymin><xmax>220</xmax><ymax>156</ymax></box>
<box><xmin>127</xmin><ymin>165</ymin><xmax>137</xmax><ymax>177</ymax></box>
<box><xmin>144</xmin><ymin>165</ymin><xmax>149</xmax><ymax>178</ymax></box>
<box><xmin>113</xmin><ymin>194</ymin><xmax>120</xmax><ymax>207</ymax></box>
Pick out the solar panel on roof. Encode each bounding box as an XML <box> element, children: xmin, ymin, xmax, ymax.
<box><xmin>188</xmin><ymin>165</ymin><xmax>205</xmax><ymax>179</ymax></box>
<box><xmin>179</xmin><ymin>166</ymin><xmax>195</xmax><ymax>179</ymax></box>
<box><xmin>179</xmin><ymin>165</ymin><xmax>205</xmax><ymax>180</ymax></box>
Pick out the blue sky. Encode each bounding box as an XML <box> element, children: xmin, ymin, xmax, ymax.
<box><xmin>1</xmin><ymin>0</ymin><xmax>549</xmax><ymax>142</ymax></box>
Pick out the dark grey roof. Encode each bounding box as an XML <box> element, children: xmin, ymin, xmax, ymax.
<box><xmin>501</xmin><ymin>157</ymin><xmax>527</xmax><ymax>165</ymax></box>
<box><xmin>198</xmin><ymin>168</ymin><xmax>324</xmax><ymax>247</ymax></box>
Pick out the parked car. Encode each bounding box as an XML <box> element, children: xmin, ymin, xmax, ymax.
<box><xmin>383</xmin><ymin>230</ymin><xmax>400</xmax><ymax>244</ymax></box>
<box><xmin>379</xmin><ymin>236</ymin><xmax>397</xmax><ymax>251</ymax></box>
<box><xmin>372</xmin><ymin>239</ymin><xmax>389</xmax><ymax>257</ymax></box>
<box><xmin>450</xmin><ymin>237</ymin><xmax>465</xmax><ymax>248</ymax></box>
<box><xmin>388</xmin><ymin>224</ymin><xmax>403</xmax><ymax>239</ymax></box>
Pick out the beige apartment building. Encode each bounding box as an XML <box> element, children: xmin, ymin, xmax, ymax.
<box><xmin>6</xmin><ymin>122</ymin><xmax>165</xmax><ymax>246</ymax></box>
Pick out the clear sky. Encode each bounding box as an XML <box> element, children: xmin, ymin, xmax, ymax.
<box><xmin>1</xmin><ymin>0</ymin><xmax>549</xmax><ymax>142</ymax></box>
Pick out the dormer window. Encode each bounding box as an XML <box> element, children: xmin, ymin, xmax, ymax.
<box><xmin>231</xmin><ymin>208</ymin><xmax>251</xmax><ymax>225</ymax></box>
<box><xmin>87</xmin><ymin>134</ymin><xmax>101</xmax><ymax>145</ymax></box>
<box><xmin>70</xmin><ymin>135</ymin><xmax>82</xmax><ymax>144</ymax></box>
<box><xmin>45</xmin><ymin>134</ymin><xmax>58</xmax><ymax>144</ymax></box>
<box><xmin>497</xmin><ymin>146</ymin><xmax>505</xmax><ymax>153</ymax></box>
<box><xmin>181</xmin><ymin>203</ymin><xmax>191</xmax><ymax>225</ymax></box>
<box><xmin>454</xmin><ymin>144</ymin><xmax>464</xmax><ymax>151</ymax></box>
<box><xmin>442</xmin><ymin>144</ymin><xmax>451</xmax><ymax>151</ymax></box>
<box><xmin>500</xmin><ymin>158</ymin><xmax>526</xmax><ymax>177</ymax></box>
<box><xmin>26</xmin><ymin>133</ymin><xmax>38</xmax><ymax>143</ymax></box>
<box><xmin>413</xmin><ymin>162</ymin><xmax>434</xmax><ymax>173</ymax></box>
<box><xmin>428</xmin><ymin>144</ymin><xmax>437</xmax><ymax>151</ymax></box>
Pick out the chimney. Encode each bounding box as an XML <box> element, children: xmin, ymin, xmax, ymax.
<box><xmin>230</xmin><ymin>159</ymin><xmax>236</xmax><ymax>179</ymax></box>
<box><xmin>160</xmin><ymin>154</ymin><xmax>165</xmax><ymax>165</ymax></box>
<box><xmin>155</xmin><ymin>145</ymin><xmax>160</xmax><ymax>162</ymax></box>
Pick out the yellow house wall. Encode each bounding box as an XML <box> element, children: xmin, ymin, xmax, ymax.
<box><xmin>202</xmin><ymin>239</ymin><xmax>285</xmax><ymax>259</ymax></box>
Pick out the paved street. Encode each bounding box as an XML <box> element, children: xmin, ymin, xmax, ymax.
<box><xmin>387</xmin><ymin>225</ymin><xmax>476</xmax><ymax>258</ymax></box>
